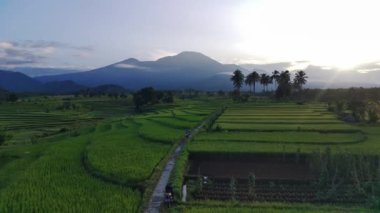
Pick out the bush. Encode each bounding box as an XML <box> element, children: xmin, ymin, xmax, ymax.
<box><xmin>215</xmin><ymin>125</ymin><xmax>222</xmax><ymax>132</ymax></box>
<box><xmin>0</xmin><ymin>131</ymin><xmax>5</xmax><ymax>146</ymax></box>
<box><xmin>368</xmin><ymin>109</ymin><xmax>378</xmax><ymax>123</ymax></box>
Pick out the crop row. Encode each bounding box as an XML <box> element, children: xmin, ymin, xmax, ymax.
<box><xmin>195</xmin><ymin>131</ymin><xmax>365</xmax><ymax>145</ymax></box>
<box><xmin>0</xmin><ymin>131</ymin><xmax>141</xmax><ymax>212</ymax></box>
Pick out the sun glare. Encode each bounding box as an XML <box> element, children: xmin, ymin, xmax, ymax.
<box><xmin>234</xmin><ymin>0</ymin><xmax>380</xmax><ymax>70</ymax></box>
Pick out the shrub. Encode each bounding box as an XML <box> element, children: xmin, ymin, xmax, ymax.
<box><xmin>0</xmin><ymin>131</ymin><xmax>5</xmax><ymax>146</ymax></box>
<box><xmin>368</xmin><ymin>109</ymin><xmax>378</xmax><ymax>123</ymax></box>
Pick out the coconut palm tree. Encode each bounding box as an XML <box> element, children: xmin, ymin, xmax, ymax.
<box><xmin>230</xmin><ymin>69</ymin><xmax>245</xmax><ymax>96</ymax></box>
<box><xmin>266</xmin><ymin>75</ymin><xmax>273</xmax><ymax>92</ymax></box>
<box><xmin>245</xmin><ymin>71</ymin><xmax>260</xmax><ymax>95</ymax></box>
<box><xmin>245</xmin><ymin>74</ymin><xmax>253</xmax><ymax>94</ymax></box>
<box><xmin>260</xmin><ymin>73</ymin><xmax>268</xmax><ymax>92</ymax></box>
<box><xmin>293</xmin><ymin>70</ymin><xmax>308</xmax><ymax>91</ymax></box>
<box><xmin>271</xmin><ymin>70</ymin><xmax>280</xmax><ymax>91</ymax></box>
<box><xmin>275</xmin><ymin>70</ymin><xmax>292</xmax><ymax>98</ymax></box>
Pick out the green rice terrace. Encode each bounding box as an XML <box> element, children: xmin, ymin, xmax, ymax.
<box><xmin>172</xmin><ymin>102</ymin><xmax>380</xmax><ymax>212</ymax></box>
<box><xmin>0</xmin><ymin>96</ymin><xmax>379</xmax><ymax>212</ymax></box>
<box><xmin>0</xmin><ymin>96</ymin><xmax>217</xmax><ymax>212</ymax></box>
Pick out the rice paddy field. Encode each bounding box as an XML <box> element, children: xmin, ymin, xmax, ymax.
<box><xmin>1</xmin><ymin>96</ymin><xmax>379</xmax><ymax>212</ymax></box>
<box><xmin>189</xmin><ymin>103</ymin><xmax>380</xmax><ymax>154</ymax></box>
<box><xmin>0</xmin><ymin>96</ymin><xmax>217</xmax><ymax>212</ymax></box>
<box><xmin>173</xmin><ymin>101</ymin><xmax>380</xmax><ymax>212</ymax></box>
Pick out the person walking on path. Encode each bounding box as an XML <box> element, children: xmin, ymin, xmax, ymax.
<box><xmin>181</xmin><ymin>181</ymin><xmax>187</xmax><ymax>202</ymax></box>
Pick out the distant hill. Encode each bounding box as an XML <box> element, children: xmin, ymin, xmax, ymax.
<box><xmin>36</xmin><ymin>51</ymin><xmax>244</xmax><ymax>90</ymax></box>
<box><xmin>0</xmin><ymin>70</ymin><xmax>85</xmax><ymax>93</ymax></box>
<box><xmin>0</xmin><ymin>70</ymin><xmax>45</xmax><ymax>92</ymax></box>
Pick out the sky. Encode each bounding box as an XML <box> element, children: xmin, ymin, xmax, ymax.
<box><xmin>1</xmin><ymin>0</ymin><xmax>380</xmax><ymax>72</ymax></box>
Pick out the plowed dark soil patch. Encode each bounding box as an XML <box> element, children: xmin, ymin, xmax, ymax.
<box><xmin>188</xmin><ymin>155</ymin><xmax>312</xmax><ymax>180</ymax></box>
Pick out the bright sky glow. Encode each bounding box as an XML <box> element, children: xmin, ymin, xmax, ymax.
<box><xmin>0</xmin><ymin>0</ymin><xmax>380</xmax><ymax>71</ymax></box>
<box><xmin>234</xmin><ymin>0</ymin><xmax>380</xmax><ymax>70</ymax></box>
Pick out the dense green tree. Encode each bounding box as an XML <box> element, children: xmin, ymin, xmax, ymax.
<box><xmin>132</xmin><ymin>87</ymin><xmax>162</xmax><ymax>111</ymax></box>
<box><xmin>6</xmin><ymin>93</ymin><xmax>18</xmax><ymax>102</ymax></box>
<box><xmin>347</xmin><ymin>88</ymin><xmax>367</xmax><ymax>121</ymax></box>
<box><xmin>0</xmin><ymin>128</ymin><xmax>6</xmax><ymax>146</ymax></box>
<box><xmin>162</xmin><ymin>91</ymin><xmax>174</xmax><ymax>103</ymax></box>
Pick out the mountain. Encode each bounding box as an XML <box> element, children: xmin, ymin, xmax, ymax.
<box><xmin>0</xmin><ymin>70</ymin><xmax>45</xmax><ymax>92</ymax></box>
<box><xmin>0</xmin><ymin>70</ymin><xmax>85</xmax><ymax>93</ymax></box>
<box><xmin>37</xmin><ymin>51</ymin><xmax>243</xmax><ymax>90</ymax></box>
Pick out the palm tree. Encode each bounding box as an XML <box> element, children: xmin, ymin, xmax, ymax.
<box><xmin>245</xmin><ymin>71</ymin><xmax>260</xmax><ymax>95</ymax></box>
<box><xmin>266</xmin><ymin>75</ymin><xmax>273</xmax><ymax>92</ymax></box>
<box><xmin>260</xmin><ymin>73</ymin><xmax>268</xmax><ymax>92</ymax></box>
<box><xmin>293</xmin><ymin>70</ymin><xmax>308</xmax><ymax>91</ymax></box>
<box><xmin>275</xmin><ymin>70</ymin><xmax>292</xmax><ymax>98</ymax></box>
<box><xmin>245</xmin><ymin>74</ymin><xmax>253</xmax><ymax>94</ymax></box>
<box><xmin>230</xmin><ymin>69</ymin><xmax>245</xmax><ymax>96</ymax></box>
<box><xmin>271</xmin><ymin>70</ymin><xmax>280</xmax><ymax>91</ymax></box>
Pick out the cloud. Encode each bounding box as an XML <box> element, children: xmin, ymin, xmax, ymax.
<box><xmin>114</xmin><ymin>63</ymin><xmax>148</xmax><ymax>70</ymax></box>
<box><xmin>287</xmin><ymin>61</ymin><xmax>310</xmax><ymax>71</ymax></box>
<box><xmin>0</xmin><ymin>42</ymin><xmax>13</xmax><ymax>49</ymax></box>
<box><xmin>149</xmin><ymin>49</ymin><xmax>177</xmax><ymax>60</ymax></box>
<box><xmin>355</xmin><ymin>61</ymin><xmax>380</xmax><ymax>73</ymax></box>
<box><xmin>0</xmin><ymin>40</ymin><xmax>94</xmax><ymax>68</ymax></box>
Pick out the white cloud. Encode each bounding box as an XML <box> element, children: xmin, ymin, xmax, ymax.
<box><xmin>287</xmin><ymin>61</ymin><xmax>310</xmax><ymax>71</ymax></box>
<box><xmin>148</xmin><ymin>49</ymin><xmax>177</xmax><ymax>60</ymax></box>
<box><xmin>114</xmin><ymin>63</ymin><xmax>148</xmax><ymax>70</ymax></box>
<box><xmin>357</xmin><ymin>68</ymin><xmax>380</xmax><ymax>73</ymax></box>
<box><xmin>0</xmin><ymin>42</ymin><xmax>13</xmax><ymax>49</ymax></box>
<box><xmin>0</xmin><ymin>40</ymin><xmax>93</xmax><ymax>68</ymax></box>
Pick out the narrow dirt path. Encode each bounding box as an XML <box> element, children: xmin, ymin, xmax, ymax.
<box><xmin>144</xmin><ymin>121</ymin><xmax>206</xmax><ymax>213</ymax></box>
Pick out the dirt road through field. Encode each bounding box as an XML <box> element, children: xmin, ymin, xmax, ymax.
<box><xmin>144</xmin><ymin>121</ymin><xmax>206</xmax><ymax>213</ymax></box>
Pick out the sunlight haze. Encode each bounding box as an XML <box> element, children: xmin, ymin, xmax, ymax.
<box><xmin>0</xmin><ymin>0</ymin><xmax>379</xmax><ymax>72</ymax></box>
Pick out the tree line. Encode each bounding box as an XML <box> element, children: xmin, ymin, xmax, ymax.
<box><xmin>133</xmin><ymin>87</ymin><xmax>174</xmax><ymax>111</ymax></box>
<box><xmin>293</xmin><ymin>87</ymin><xmax>380</xmax><ymax>123</ymax></box>
<box><xmin>0</xmin><ymin>89</ymin><xmax>18</xmax><ymax>103</ymax></box>
<box><xmin>230</xmin><ymin>69</ymin><xmax>308</xmax><ymax>99</ymax></box>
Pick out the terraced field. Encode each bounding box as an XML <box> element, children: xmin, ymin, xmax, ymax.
<box><xmin>189</xmin><ymin>103</ymin><xmax>374</xmax><ymax>154</ymax></box>
<box><xmin>0</xmin><ymin>97</ymin><xmax>217</xmax><ymax>212</ymax></box>
<box><xmin>173</xmin><ymin>102</ymin><xmax>380</xmax><ymax>212</ymax></box>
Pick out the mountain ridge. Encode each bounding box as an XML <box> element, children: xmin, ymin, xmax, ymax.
<box><xmin>36</xmin><ymin>51</ymin><xmax>243</xmax><ymax>90</ymax></box>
